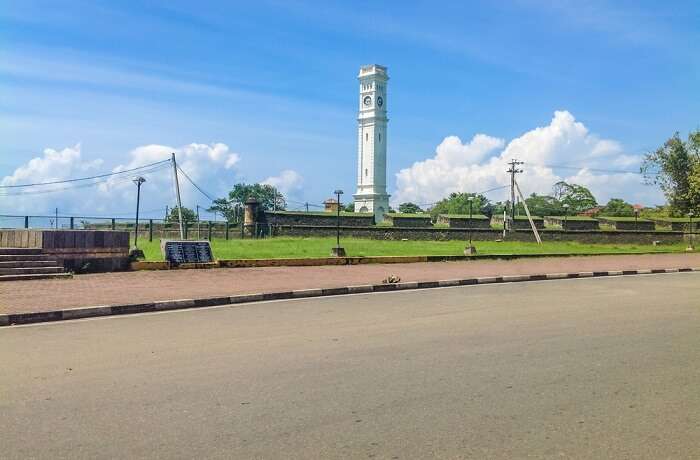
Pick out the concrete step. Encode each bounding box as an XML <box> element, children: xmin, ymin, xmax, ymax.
<box><xmin>0</xmin><ymin>266</ymin><xmax>64</xmax><ymax>275</ymax></box>
<box><xmin>0</xmin><ymin>248</ymin><xmax>43</xmax><ymax>255</ymax></box>
<box><xmin>0</xmin><ymin>260</ymin><xmax>58</xmax><ymax>269</ymax></box>
<box><xmin>0</xmin><ymin>272</ymin><xmax>72</xmax><ymax>282</ymax></box>
<box><xmin>0</xmin><ymin>254</ymin><xmax>54</xmax><ymax>262</ymax></box>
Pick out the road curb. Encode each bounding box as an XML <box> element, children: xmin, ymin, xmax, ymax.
<box><xmin>2</xmin><ymin>267</ymin><xmax>698</xmax><ymax>327</ymax></box>
<box><xmin>131</xmin><ymin>250</ymin><xmax>687</xmax><ymax>271</ymax></box>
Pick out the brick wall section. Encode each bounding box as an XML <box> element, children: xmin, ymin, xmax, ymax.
<box><xmin>437</xmin><ymin>216</ymin><xmax>492</xmax><ymax>229</ymax></box>
<box><xmin>272</xmin><ymin>225</ymin><xmax>685</xmax><ymax>244</ymax></box>
<box><xmin>544</xmin><ymin>217</ymin><xmax>600</xmax><ymax>231</ymax></box>
<box><xmin>385</xmin><ymin>215</ymin><xmax>433</xmax><ymax>227</ymax></box>
<box><xmin>651</xmin><ymin>220</ymin><xmax>696</xmax><ymax>232</ymax></box>
<box><xmin>597</xmin><ymin>218</ymin><xmax>656</xmax><ymax>231</ymax></box>
<box><xmin>263</xmin><ymin>211</ymin><xmax>374</xmax><ymax>227</ymax></box>
<box><xmin>491</xmin><ymin>216</ymin><xmax>545</xmax><ymax>230</ymax></box>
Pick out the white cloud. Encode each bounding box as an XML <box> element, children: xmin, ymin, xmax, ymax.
<box><xmin>0</xmin><ymin>144</ymin><xmax>102</xmax><ymax>187</ymax></box>
<box><xmin>393</xmin><ymin>110</ymin><xmax>663</xmax><ymax>206</ymax></box>
<box><xmin>0</xmin><ymin>142</ymin><xmax>241</xmax><ymax>216</ymax></box>
<box><xmin>262</xmin><ymin>169</ymin><xmax>304</xmax><ymax>194</ymax></box>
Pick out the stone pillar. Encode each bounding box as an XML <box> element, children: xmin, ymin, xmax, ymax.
<box><xmin>244</xmin><ymin>198</ymin><xmax>259</xmax><ymax>238</ymax></box>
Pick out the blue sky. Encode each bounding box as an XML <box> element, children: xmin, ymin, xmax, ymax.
<box><xmin>1</xmin><ymin>0</ymin><xmax>698</xmax><ymax>217</ymax></box>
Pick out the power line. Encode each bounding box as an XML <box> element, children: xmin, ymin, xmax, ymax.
<box><xmin>528</xmin><ymin>162</ymin><xmax>660</xmax><ymax>175</ymax></box>
<box><xmin>176</xmin><ymin>166</ymin><xmax>217</xmax><ymax>202</ymax></box>
<box><xmin>0</xmin><ymin>159</ymin><xmax>172</xmax><ymax>189</ymax></box>
<box><xmin>414</xmin><ymin>185</ymin><xmax>510</xmax><ymax>208</ymax></box>
<box><xmin>0</xmin><ymin>163</ymin><xmax>171</xmax><ymax>196</ymax></box>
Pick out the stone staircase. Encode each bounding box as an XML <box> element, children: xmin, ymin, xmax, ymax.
<box><xmin>0</xmin><ymin>248</ymin><xmax>72</xmax><ymax>281</ymax></box>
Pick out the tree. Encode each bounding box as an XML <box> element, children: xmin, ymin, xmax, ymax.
<box><xmin>642</xmin><ymin>130</ymin><xmax>700</xmax><ymax>216</ymax></box>
<box><xmin>516</xmin><ymin>193</ymin><xmax>564</xmax><ymax>217</ymax></box>
<box><xmin>224</xmin><ymin>183</ymin><xmax>286</xmax><ymax>212</ymax></box>
<box><xmin>207</xmin><ymin>198</ymin><xmax>241</xmax><ymax>222</ymax></box>
<box><xmin>398</xmin><ymin>202</ymin><xmax>423</xmax><ymax>214</ymax></box>
<box><xmin>601</xmin><ymin>198</ymin><xmax>634</xmax><ymax>217</ymax></box>
<box><xmin>166</xmin><ymin>206</ymin><xmax>197</xmax><ymax>223</ymax></box>
<box><xmin>429</xmin><ymin>193</ymin><xmax>491</xmax><ymax>219</ymax></box>
<box><xmin>343</xmin><ymin>202</ymin><xmax>355</xmax><ymax>213</ymax></box>
<box><xmin>552</xmin><ymin>181</ymin><xmax>597</xmax><ymax>213</ymax></box>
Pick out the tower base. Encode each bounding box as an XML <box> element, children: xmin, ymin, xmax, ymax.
<box><xmin>353</xmin><ymin>192</ymin><xmax>390</xmax><ymax>223</ymax></box>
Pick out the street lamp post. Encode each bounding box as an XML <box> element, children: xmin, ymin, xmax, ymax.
<box><xmin>465</xmin><ymin>196</ymin><xmax>477</xmax><ymax>255</ymax></box>
<box><xmin>131</xmin><ymin>176</ymin><xmax>146</xmax><ymax>259</ymax></box>
<box><xmin>562</xmin><ymin>203</ymin><xmax>570</xmax><ymax>231</ymax></box>
<box><xmin>331</xmin><ymin>189</ymin><xmax>346</xmax><ymax>257</ymax></box>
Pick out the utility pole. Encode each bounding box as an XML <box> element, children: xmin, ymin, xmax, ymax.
<box><xmin>196</xmin><ymin>204</ymin><xmax>201</xmax><ymax>239</ymax></box>
<box><xmin>507</xmin><ymin>159</ymin><xmax>524</xmax><ymax>231</ymax></box>
<box><xmin>171</xmin><ymin>152</ymin><xmax>185</xmax><ymax>239</ymax></box>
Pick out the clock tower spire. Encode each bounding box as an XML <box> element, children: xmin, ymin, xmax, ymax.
<box><xmin>354</xmin><ymin>64</ymin><xmax>390</xmax><ymax>223</ymax></box>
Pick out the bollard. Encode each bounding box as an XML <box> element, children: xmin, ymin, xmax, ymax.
<box><xmin>24</xmin><ymin>216</ymin><xmax>29</xmax><ymax>229</ymax></box>
<box><xmin>111</xmin><ymin>218</ymin><xmax>116</xmax><ymax>230</ymax></box>
<box><xmin>149</xmin><ymin>219</ymin><xmax>153</xmax><ymax>242</ymax></box>
<box><xmin>225</xmin><ymin>221</ymin><xmax>230</xmax><ymax>240</ymax></box>
<box><xmin>70</xmin><ymin>217</ymin><xmax>74</xmax><ymax>229</ymax></box>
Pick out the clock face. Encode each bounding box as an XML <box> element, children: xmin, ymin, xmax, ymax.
<box><xmin>363</xmin><ymin>95</ymin><xmax>372</xmax><ymax>106</ymax></box>
<box><xmin>377</xmin><ymin>96</ymin><xmax>383</xmax><ymax>107</ymax></box>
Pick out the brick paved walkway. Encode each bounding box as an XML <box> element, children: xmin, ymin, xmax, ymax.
<box><xmin>1</xmin><ymin>253</ymin><xmax>699</xmax><ymax>315</ymax></box>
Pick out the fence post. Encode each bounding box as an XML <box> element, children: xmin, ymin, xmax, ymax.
<box><xmin>24</xmin><ymin>216</ymin><xmax>29</xmax><ymax>229</ymax></box>
<box><xmin>70</xmin><ymin>217</ymin><xmax>74</xmax><ymax>229</ymax></box>
<box><xmin>208</xmin><ymin>221</ymin><xmax>212</xmax><ymax>241</ymax></box>
<box><xmin>225</xmin><ymin>221</ymin><xmax>230</xmax><ymax>240</ymax></box>
<box><xmin>111</xmin><ymin>218</ymin><xmax>116</xmax><ymax>230</ymax></box>
<box><xmin>149</xmin><ymin>219</ymin><xmax>153</xmax><ymax>242</ymax></box>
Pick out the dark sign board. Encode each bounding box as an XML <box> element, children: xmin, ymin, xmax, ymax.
<box><xmin>161</xmin><ymin>240</ymin><xmax>214</xmax><ymax>264</ymax></box>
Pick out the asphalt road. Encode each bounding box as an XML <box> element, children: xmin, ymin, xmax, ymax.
<box><xmin>2</xmin><ymin>273</ymin><xmax>700</xmax><ymax>459</ymax></box>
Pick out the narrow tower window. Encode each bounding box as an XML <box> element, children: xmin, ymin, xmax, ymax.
<box><xmin>378</xmin><ymin>133</ymin><xmax>381</xmax><ymax>142</ymax></box>
<box><xmin>365</xmin><ymin>133</ymin><xmax>368</xmax><ymax>141</ymax></box>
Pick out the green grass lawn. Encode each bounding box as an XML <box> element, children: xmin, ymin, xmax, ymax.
<box><xmin>134</xmin><ymin>237</ymin><xmax>690</xmax><ymax>261</ymax></box>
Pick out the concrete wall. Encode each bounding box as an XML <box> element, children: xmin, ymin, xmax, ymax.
<box><xmin>0</xmin><ymin>230</ymin><xmax>43</xmax><ymax>248</ymax></box>
<box><xmin>0</xmin><ymin>229</ymin><xmax>130</xmax><ymax>273</ymax></box>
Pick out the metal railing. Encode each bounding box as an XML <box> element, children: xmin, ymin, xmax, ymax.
<box><xmin>0</xmin><ymin>214</ymin><xmax>247</xmax><ymax>241</ymax></box>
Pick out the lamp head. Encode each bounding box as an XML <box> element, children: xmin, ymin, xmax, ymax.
<box><xmin>132</xmin><ymin>176</ymin><xmax>146</xmax><ymax>186</ymax></box>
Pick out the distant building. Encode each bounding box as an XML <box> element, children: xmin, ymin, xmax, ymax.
<box><xmin>578</xmin><ymin>206</ymin><xmax>603</xmax><ymax>217</ymax></box>
<box><xmin>354</xmin><ymin>64</ymin><xmax>390</xmax><ymax>223</ymax></box>
<box><xmin>323</xmin><ymin>198</ymin><xmax>339</xmax><ymax>212</ymax></box>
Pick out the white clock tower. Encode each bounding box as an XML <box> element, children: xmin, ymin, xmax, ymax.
<box><xmin>354</xmin><ymin>64</ymin><xmax>390</xmax><ymax>222</ymax></box>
